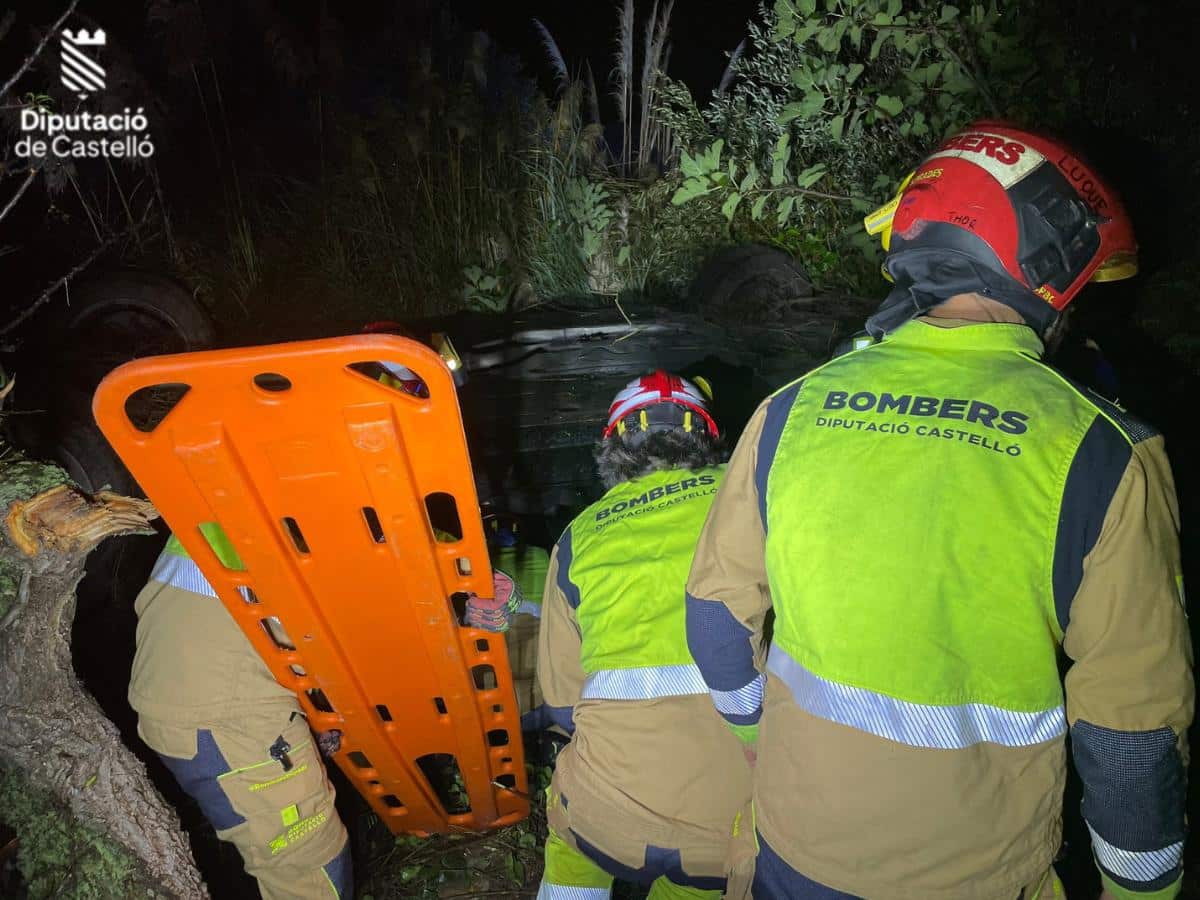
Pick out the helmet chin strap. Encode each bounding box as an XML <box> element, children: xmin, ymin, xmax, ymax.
<box><xmin>866</xmin><ymin>250</ymin><xmax>1059</xmax><ymax>340</ymax></box>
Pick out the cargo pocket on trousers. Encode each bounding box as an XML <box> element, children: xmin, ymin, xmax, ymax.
<box><xmin>154</xmin><ymin>727</ymin><xmax>250</xmax><ymax>833</ymax></box>
<box><xmin>215</xmin><ymin>716</ymin><xmax>338</xmax><ymax>868</ymax></box>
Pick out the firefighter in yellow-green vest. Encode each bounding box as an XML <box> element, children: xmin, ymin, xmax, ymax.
<box><xmin>534</xmin><ymin>371</ymin><xmax>752</xmax><ymax>900</ymax></box>
<box><xmin>685</xmin><ymin>121</ymin><xmax>1193</xmax><ymax>900</ymax></box>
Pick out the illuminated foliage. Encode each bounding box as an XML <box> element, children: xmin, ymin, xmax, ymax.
<box><xmin>658</xmin><ymin>0</ymin><xmax>1061</xmax><ymax>293</ymax></box>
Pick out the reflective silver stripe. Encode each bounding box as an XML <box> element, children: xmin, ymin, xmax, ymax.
<box><xmin>581</xmin><ymin>664</ymin><xmax>708</xmax><ymax>701</ymax></box>
<box><xmin>1087</xmin><ymin>824</ymin><xmax>1183</xmax><ymax>883</ymax></box>
<box><xmin>150</xmin><ymin>550</ymin><xmax>254</xmax><ymax>604</ymax></box>
<box><xmin>767</xmin><ymin>644</ymin><xmax>1065</xmax><ymax>749</ymax></box>
<box><xmin>516</xmin><ymin>601</ymin><xmax>542</xmax><ymax>618</ymax></box>
<box><xmin>536</xmin><ymin>884</ymin><xmax>611</xmax><ymax>900</ymax></box>
<box><xmin>150</xmin><ymin>551</ymin><xmax>218</xmax><ymax>598</ymax></box>
<box><xmin>711</xmin><ymin>674</ymin><xmax>765</xmax><ymax>715</ymax></box>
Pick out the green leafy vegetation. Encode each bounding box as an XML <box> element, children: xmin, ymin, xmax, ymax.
<box><xmin>463</xmin><ymin>263</ymin><xmax>510</xmax><ymax>312</ymax></box>
<box><xmin>656</xmin><ymin>0</ymin><xmax>1075</xmax><ymax>294</ymax></box>
<box><xmin>176</xmin><ymin>0</ymin><xmax>1118</xmax><ymax>327</ymax></box>
<box><xmin>173</xmin><ymin>1</ymin><xmax>698</xmax><ymax>323</ymax></box>
<box><xmin>178</xmin><ymin>34</ymin><xmax>545</xmax><ymax>325</ymax></box>
<box><xmin>518</xmin><ymin>89</ymin><xmax>613</xmax><ymax>300</ymax></box>
<box><xmin>0</xmin><ymin>766</ymin><xmax>141</xmax><ymax>900</ymax></box>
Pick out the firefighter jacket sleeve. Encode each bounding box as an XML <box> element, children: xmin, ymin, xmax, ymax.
<box><xmin>1060</xmin><ymin>428</ymin><xmax>1193</xmax><ymax>900</ymax></box>
<box><xmin>685</xmin><ymin>402</ymin><xmax>774</xmax><ymax>744</ymax></box>
<box><xmin>536</xmin><ymin>542</ymin><xmax>587</xmax><ymax>734</ymax></box>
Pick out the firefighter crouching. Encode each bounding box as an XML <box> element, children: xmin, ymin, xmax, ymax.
<box><xmin>534</xmin><ymin>371</ymin><xmax>753</xmax><ymax>900</ymax></box>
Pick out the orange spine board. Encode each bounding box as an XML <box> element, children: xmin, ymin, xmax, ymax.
<box><xmin>92</xmin><ymin>334</ymin><xmax>528</xmax><ymax>834</ymax></box>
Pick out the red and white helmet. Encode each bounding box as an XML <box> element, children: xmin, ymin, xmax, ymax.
<box><xmin>603</xmin><ymin>370</ymin><xmax>718</xmax><ymax>439</ymax></box>
<box><xmin>865</xmin><ymin>120</ymin><xmax>1137</xmax><ymax>324</ymax></box>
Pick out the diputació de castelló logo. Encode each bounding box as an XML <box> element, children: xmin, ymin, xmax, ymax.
<box><xmin>15</xmin><ymin>22</ymin><xmax>155</xmax><ymax>160</ymax></box>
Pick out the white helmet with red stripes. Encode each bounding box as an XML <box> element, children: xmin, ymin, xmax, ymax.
<box><xmin>603</xmin><ymin>370</ymin><xmax>718</xmax><ymax>440</ymax></box>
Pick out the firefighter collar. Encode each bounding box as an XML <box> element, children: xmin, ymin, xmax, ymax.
<box><xmin>883</xmin><ymin>318</ymin><xmax>1045</xmax><ymax>357</ymax></box>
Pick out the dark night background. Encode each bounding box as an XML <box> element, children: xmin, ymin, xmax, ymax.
<box><xmin>2</xmin><ymin>0</ymin><xmax>1200</xmax><ymax>897</ymax></box>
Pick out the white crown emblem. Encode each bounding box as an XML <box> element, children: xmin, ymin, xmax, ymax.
<box><xmin>62</xmin><ymin>28</ymin><xmax>107</xmax><ymax>47</ymax></box>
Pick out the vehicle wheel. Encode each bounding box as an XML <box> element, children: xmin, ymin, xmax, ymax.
<box><xmin>57</xmin><ymin>270</ymin><xmax>215</xmax><ymax>375</ymax></box>
<box><xmin>52</xmin><ymin>412</ymin><xmax>136</xmax><ymax>495</ymax></box>
<box><xmin>13</xmin><ymin>271</ymin><xmax>214</xmax><ymax>498</ymax></box>
<box><xmin>690</xmin><ymin>244</ymin><xmax>814</xmax><ymax>323</ymax></box>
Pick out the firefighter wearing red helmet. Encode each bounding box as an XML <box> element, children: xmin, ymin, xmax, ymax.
<box><xmin>686</xmin><ymin>122</ymin><xmax>1191</xmax><ymax>900</ymax></box>
<box><xmin>862</xmin><ymin>120</ymin><xmax>1138</xmax><ymax>335</ymax></box>
<box><xmin>535</xmin><ymin>371</ymin><xmax>752</xmax><ymax>900</ymax></box>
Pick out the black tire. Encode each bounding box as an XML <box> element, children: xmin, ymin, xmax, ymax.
<box><xmin>53</xmin><ymin>412</ymin><xmax>135</xmax><ymax>495</ymax></box>
<box><xmin>63</xmin><ymin>270</ymin><xmax>215</xmax><ymax>350</ymax></box>
<box><xmin>690</xmin><ymin>244</ymin><xmax>814</xmax><ymax>323</ymax></box>
<box><xmin>10</xmin><ymin>271</ymin><xmax>215</xmax><ymax>498</ymax></box>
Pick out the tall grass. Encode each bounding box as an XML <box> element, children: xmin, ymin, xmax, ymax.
<box><xmin>541</xmin><ymin>4</ymin><xmax>675</xmax><ymax>177</ymax></box>
<box><xmin>533</xmin><ymin>19</ymin><xmax>570</xmax><ymax>96</ymax></box>
<box><xmin>180</xmin><ymin>35</ymin><xmax>543</xmax><ymax>324</ymax></box>
<box><xmin>613</xmin><ymin>0</ymin><xmax>634</xmax><ymax>174</ymax></box>
<box><xmin>522</xmin><ymin>85</ymin><xmax>610</xmax><ymax>298</ymax></box>
<box><xmin>637</xmin><ymin>0</ymin><xmax>675</xmax><ymax>170</ymax></box>
<box><xmin>178</xmin><ymin>5</ymin><xmax>703</xmax><ymax>328</ymax></box>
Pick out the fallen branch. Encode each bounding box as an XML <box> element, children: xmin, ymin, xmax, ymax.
<box><xmin>0</xmin><ymin>473</ymin><xmax>202</xmax><ymax>898</ymax></box>
<box><xmin>0</xmin><ymin>169</ymin><xmax>38</xmax><ymax>228</ymax></box>
<box><xmin>4</xmin><ymin>483</ymin><xmax>157</xmax><ymax>558</ymax></box>
<box><xmin>0</xmin><ymin>1</ymin><xmax>80</xmax><ymax>101</ymax></box>
<box><xmin>0</xmin><ymin>197</ymin><xmax>153</xmax><ymax>338</ymax></box>
<box><xmin>0</xmin><ymin>233</ymin><xmax>116</xmax><ymax>337</ymax></box>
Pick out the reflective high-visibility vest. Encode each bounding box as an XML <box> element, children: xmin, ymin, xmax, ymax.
<box><xmin>763</xmin><ymin>321</ymin><xmax>1097</xmax><ymax>749</ymax></box>
<box><xmin>557</xmin><ymin>466</ymin><xmax>724</xmax><ymax>701</ymax></box>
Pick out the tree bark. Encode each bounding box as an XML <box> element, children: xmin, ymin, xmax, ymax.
<box><xmin>0</xmin><ymin>461</ymin><xmax>208</xmax><ymax>899</ymax></box>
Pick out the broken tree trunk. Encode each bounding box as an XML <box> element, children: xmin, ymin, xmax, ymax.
<box><xmin>0</xmin><ymin>456</ymin><xmax>208</xmax><ymax>899</ymax></box>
